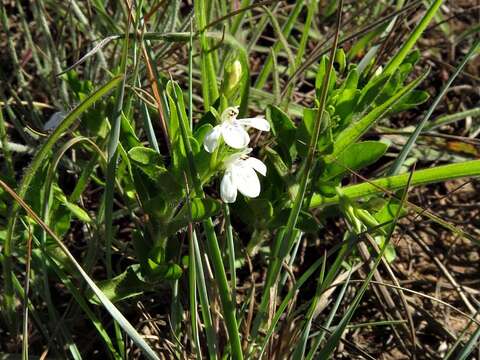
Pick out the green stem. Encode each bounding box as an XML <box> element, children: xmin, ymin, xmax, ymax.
<box><xmin>170</xmin><ymin>83</ymin><xmax>242</xmax><ymax>359</ymax></box>
<box><xmin>193</xmin><ymin>230</ymin><xmax>218</xmax><ymax>359</ymax></box>
<box><xmin>224</xmin><ymin>204</ymin><xmax>237</xmax><ymax>302</ymax></box>
<box><xmin>195</xmin><ymin>0</ymin><xmax>219</xmax><ymax>108</ymax></box>
<box><xmin>254</xmin><ymin>1</ymin><xmax>303</xmax><ymax>89</ymax></box>
<box><xmin>230</xmin><ymin>0</ymin><xmax>251</xmax><ymax>35</ymax></box>
<box><xmin>310</xmin><ymin>159</ymin><xmax>480</xmax><ymax>208</ymax></box>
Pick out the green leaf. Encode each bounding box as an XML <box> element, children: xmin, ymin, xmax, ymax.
<box><xmin>295</xmin><ymin>107</ymin><xmax>316</xmax><ymax>157</ymax></box>
<box><xmin>62</xmin><ymin>199</ymin><xmax>91</xmax><ymax>223</ymax></box>
<box><xmin>147</xmin><ymin>260</ymin><xmax>183</xmax><ymax>280</ymax></box>
<box><xmin>383</xmin><ymin>0</ymin><xmax>443</xmax><ymax>75</ymax></box>
<box><xmin>326</xmin><ymin>70</ymin><xmax>428</xmax><ymax>162</ymax></box>
<box><xmin>237</xmin><ymin>198</ymin><xmax>274</xmax><ymax>228</ymax></box>
<box><xmin>193</xmin><ymin>123</ymin><xmax>214</xmax><ymax>145</ymax></box>
<box><xmin>120</xmin><ymin>112</ymin><xmax>141</xmax><ymax>150</ymax></box>
<box><xmin>335</xmin><ymin>48</ymin><xmax>346</xmax><ymax>73</ymax></box>
<box><xmin>343</xmin><ymin>66</ymin><xmax>359</xmax><ymax>90</ymax></box>
<box><xmin>392</xmin><ymin>90</ymin><xmax>430</xmax><ymax>112</ymax></box>
<box><xmin>333</xmin><ymin>88</ymin><xmax>360</xmax><ymax>126</ymax></box>
<box><xmin>128</xmin><ymin>146</ymin><xmax>166</xmax><ymax>180</ymax></box>
<box><xmin>355</xmin><ymin>72</ymin><xmax>392</xmax><ymax>112</ymax></box>
<box><xmin>322</xmin><ymin>141</ymin><xmax>388</xmax><ymax>181</ymax></box>
<box><xmin>267</xmin><ymin>105</ymin><xmax>297</xmax><ymax>161</ymax></box>
<box><xmin>88</xmin><ymin>265</ymin><xmax>146</xmax><ymax>305</ymax></box>
<box><xmin>166</xmin><ymin>197</ymin><xmax>222</xmax><ymax>235</ymax></box>
<box><xmin>128</xmin><ymin>146</ymin><xmax>163</xmax><ymax>166</ymax></box>
<box><xmin>315</xmin><ymin>56</ymin><xmax>337</xmax><ymax>98</ymax></box>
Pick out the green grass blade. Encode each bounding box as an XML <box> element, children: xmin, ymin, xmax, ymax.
<box><xmin>310</xmin><ymin>160</ymin><xmax>480</xmax><ymax>208</ymax></box>
<box><xmin>254</xmin><ymin>1</ymin><xmax>303</xmax><ymax>89</ymax></box>
<box><xmin>0</xmin><ymin>180</ymin><xmax>160</xmax><ymax>360</ymax></box>
<box><xmin>195</xmin><ymin>0</ymin><xmax>219</xmax><ymax>108</ymax></box>
<box><xmin>105</xmin><ymin>36</ymin><xmax>129</xmax><ymax>279</ymax></box>
<box><xmin>388</xmin><ymin>39</ymin><xmax>480</xmax><ymax>175</ymax></box>
<box><xmin>169</xmin><ymin>81</ymin><xmax>242</xmax><ymax>359</ymax></box>
<box><xmin>443</xmin><ymin>309</ymin><xmax>480</xmax><ymax>360</ymax></box>
<box><xmin>249</xmin><ymin>0</ymin><xmax>343</xmax><ymax>347</ymax></box>
<box><xmin>383</xmin><ymin>0</ymin><xmax>443</xmax><ymax>75</ymax></box>
<box><xmin>305</xmin><ymin>270</ymin><xmax>353</xmax><ymax>359</ymax></box>
<box><xmin>424</xmin><ymin>107</ymin><xmax>480</xmax><ymax>131</ymax></box>
<box><xmin>223</xmin><ymin>204</ymin><xmax>237</xmax><ymax>302</ymax></box>
<box><xmin>454</xmin><ymin>324</ymin><xmax>480</xmax><ymax>360</ymax></box>
<box><xmin>193</xmin><ymin>230</ymin><xmax>218</xmax><ymax>360</ymax></box>
<box><xmin>2</xmin><ymin>75</ymin><xmax>123</xmax><ymax>330</ymax></box>
<box><xmin>316</xmin><ymin>171</ymin><xmax>413</xmax><ymax>358</ymax></box>
<box><xmin>230</xmin><ymin>0</ymin><xmax>251</xmax><ymax>35</ymax></box>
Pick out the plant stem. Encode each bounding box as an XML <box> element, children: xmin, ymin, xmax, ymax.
<box><xmin>171</xmin><ymin>83</ymin><xmax>243</xmax><ymax>359</ymax></box>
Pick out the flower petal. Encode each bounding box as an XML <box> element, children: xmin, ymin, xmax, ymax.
<box><xmin>244</xmin><ymin>157</ymin><xmax>267</xmax><ymax>176</ymax></box>
<box><xmin>235</xmin><ymin>117</ymin><xmax>270</xmax><ymax>131</ymax></box>
<box><xmin>203</xmin><ymin>126</ymin><xmax>222</xmax><ymax>153</ymax></box>
<box><xmin>233</xmin><ymin>164</ymin><xmax>261</xmax><ymax>198</ymax></box>
<box><xmin>220</xmin><ymin>171</ymin><xmax>237</xmax><ymax>203</ymax></box>
<box><xmin>221</xmin><ymin>123</ymin><xmax>250</xmax><ymax>149</ymax></box>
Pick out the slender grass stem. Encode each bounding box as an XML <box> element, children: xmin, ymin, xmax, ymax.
<box><xmin>194</xmin><ymin>0</ymin><xmax>219</xmax><ymax>108</ymax></box>
<box><xmin>223</xmin><ymin>204</ymin><xmax>237</xmax><ymax>302</ymax></box>
<box><xmin>1</xmin><ymin>75</ymin><xmax>123</xmax><ymax>332</ymax></box>
<box><xmin>170</xmin><ymin>82</ymin><xmax>243</xmax><ymax>359</ymax></box>
<box><xmin>193</xmin><ymin>230</ymin><xmax>218</xmax><ymax>359</ymax></box>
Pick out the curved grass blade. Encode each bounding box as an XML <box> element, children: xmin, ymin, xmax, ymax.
<box><xmin>194</xmin><ymin>0</ymin><xmax>219</xmax><ymax>108</ymax></box>
<box><xmin>2</xmin><ymin>75</ymin><xmax>123</xmax><ymax>329</ymax></box>
<box><xmin>254</xmin><ymin>1</ymin><xmax>303</xmax><ymax>89</ymax></box>
<box><xmin>383</xmin><ymin>0</ymin><xmax>443</xmax><ymax>75</ymax></box>
<box><xmin>310</xmin><ymin>160</ymin><xmax>480</xmax><ymax>244</ymax></box>
<box><xmin>57</xmin><ymin>35</ymin><xmax>120</xmax><ymax>76</ymax></box>
<box><xmin>424</xmin><ymin>107</ymin><xmax>480</xmax><ymax>131</ymax></box>
<box><xmin>453</xmin><ymin>324</ymin><xmax>480</xmax><ymax>360</ymax></box>
<box><xmin>169</xmin><ymin>81</ymin><xmax>243</xmax><ymax>359</ymax></box>
<box><xmin>249</xmin><ymin>0</ymin><xmax>344</xmax><ymax>349</ymax></box>
<box><xmin>0</xmin><ymin>179</ymin><xmax>160</xmax><ymax>360</ymax></box>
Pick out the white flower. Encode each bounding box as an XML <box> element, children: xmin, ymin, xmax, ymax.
<box><xmin>203</xmin><ymin>106</ymin><xmax>270</xmax><ymax>153</ymax></box>
<box><xmin>220</xmin><ymin>148</ymin><xmax>267</xmax><ymax>203</ymax></box>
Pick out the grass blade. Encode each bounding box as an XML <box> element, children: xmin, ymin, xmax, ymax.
<box><xmin>0</xmin><ymin>180</ymin><xmax>160</xmax><ymax>360</ymax></box>
<box><xmin>310</xmin><ymin>159</ymin><xmax>480</xmax><ymax>208</ymax></box>
<box><xmin>388</xmin><ymin>39</ymin><xmax>480</xmax><ymax>175</ymax></box>
<box><xmin>249</xmin><ymin>0</ymin><xmax>344</xmax><ymax>347</ymax></box>
<box><xmin>2</xmin><ymin>75</ymin><xmax>123</xmax><ymax>330</ymax></box>
<box><xmin>383</xmin><ymin>0</ymin><xmax>443</xmax><ymax>75</ymax></box>
<box><xmin>316</xmin><ymin>169</ymin><xmax>414</xmax><ymax>358</ymax></box>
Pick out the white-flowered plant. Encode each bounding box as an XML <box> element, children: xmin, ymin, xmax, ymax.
<box><xmin>203</xmin><ymin>106</ymin><xmax>270</xmax><ymax>153</ymax></box>
<box><xmin>220</xmin><ymin>148</ymin><xmax>267</xmax><ymax>203</ymax></box>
